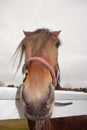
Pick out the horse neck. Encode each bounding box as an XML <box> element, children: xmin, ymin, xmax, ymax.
<box><xmin>27</xmin><ymin>119</ymin><xmax>53</xmax><ymax>130</ymax></box>
<box><xmin>41</xmin><ymin>120</ymin><xmax>53</xmax><ymax>130</ymax></box>
<box><xmin>27</xmin><ymin>119</ymin><xmax>54</xmax><ymax>130</ymax></box>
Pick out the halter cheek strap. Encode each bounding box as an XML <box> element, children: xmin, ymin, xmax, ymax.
<box><xmin>23</xmin><ymin>57</ymin><xmax>57</xmax><ymax>87</ymax></box>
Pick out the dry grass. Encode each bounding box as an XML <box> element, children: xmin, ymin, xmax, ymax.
<box><xmin>0</xmin><ymin>119</ymin><xmax>29</xmax><ymax>130</ymax></box>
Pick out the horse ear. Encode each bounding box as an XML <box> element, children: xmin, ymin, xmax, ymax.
<box><xmin>52</xmin><ymin>30</ymin><xmax>61</xmax><ymax>37</ymax></box>
<box><xmin>23</xmin><ymin>30</ymin><xmax>30</xmax><ymax>36</ymax></box>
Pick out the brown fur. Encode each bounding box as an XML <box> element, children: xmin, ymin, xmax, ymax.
<box><xmin>15</xmin><ymin>28</ymin><xmax>61</xmax><ymax>130</ymax></box>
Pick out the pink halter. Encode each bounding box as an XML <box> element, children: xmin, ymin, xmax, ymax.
<box><xmin>26</xmin><ymin>57</ymin><xmax>57</xmax><ymax>87</ymax></box>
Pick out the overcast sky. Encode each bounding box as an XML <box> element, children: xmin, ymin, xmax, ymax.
<box><xmin>0</xmin><ymin>0</ymin><xmax>87</xmax><ymax>87</ymax></box>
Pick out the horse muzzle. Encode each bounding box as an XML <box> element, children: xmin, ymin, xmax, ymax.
<box><xmin>20</xmin><ymin>84</ymin><xmax>54</xmax><ymax>122</ymax></box>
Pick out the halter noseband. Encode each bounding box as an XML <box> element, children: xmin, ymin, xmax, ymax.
<box><xmin>22</xmin><ymin>57</ymin><xmax>57</xmax><ymax>87</ymax></box>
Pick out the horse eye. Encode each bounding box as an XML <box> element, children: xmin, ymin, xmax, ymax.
<box><xmin>55</xmin><ymin>42</ymin><xmax>60</xmax><ymax>48</ymax></box>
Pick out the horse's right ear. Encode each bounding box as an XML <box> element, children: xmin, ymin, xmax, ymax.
<box><xmin>23</xmin><ymin>30</ymin><xmax>30</xmax><ymax>36</ymax></box>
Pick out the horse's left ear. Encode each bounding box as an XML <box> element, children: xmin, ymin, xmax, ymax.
<box><xmin>52</xmin><ymin>30</ymin><xmax>61</xmax><ymax>37</ymax></box>
<box><xmin>23</xmin><ymin>30</ymin><xmax>31</xmax><ymax>36</ymax></box>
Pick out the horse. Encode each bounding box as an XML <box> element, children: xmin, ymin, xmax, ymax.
<box><xmin>14</xmin><ymin>28</ymin><xmax>61</xmax><ymax>130</ymax></box>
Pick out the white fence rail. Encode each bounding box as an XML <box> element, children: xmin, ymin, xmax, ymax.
<box><xmin>0</xmin><ymin>87</ymin><xmax>87</xmax><ymax>120</ymax></box>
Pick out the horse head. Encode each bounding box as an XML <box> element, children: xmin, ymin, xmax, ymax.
<box><xmin>15</xmin><ymin>28</ymin><xmax>61</xmax><ymax>128</ymax></box>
